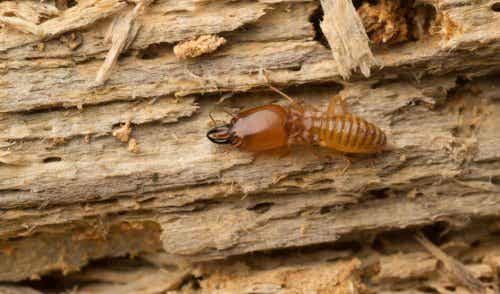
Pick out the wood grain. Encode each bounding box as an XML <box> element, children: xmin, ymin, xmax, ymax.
<box><xmin>0</xmin><ymin>0</ymin><xmax>499</xmax><ymax>291</ymax></box>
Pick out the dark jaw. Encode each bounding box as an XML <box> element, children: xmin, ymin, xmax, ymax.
<box><xmin>207</xmin><ymin>124</ymin><xmax>233</xmax><ymax>144</ymax></box>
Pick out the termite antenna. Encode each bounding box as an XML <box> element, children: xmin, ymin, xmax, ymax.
<box><xmin>260</xmin><ymin>69</ymin><xmax>296</xmax><ymax>104</ymax></box>
<box><xmin>268</xmin><ymin>84</ymin><xmax>296</xmax><ymax>104</ymax></box>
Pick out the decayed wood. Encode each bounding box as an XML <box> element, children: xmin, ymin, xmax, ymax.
<box><xmin>1</xmin><ymin>0</ymin><xmax>500</xmax><ymax>112</ymax></box>
<box><xmin>4</xmin><ymin>220</ymin><xmax>500</xmax><ymax>292</ymax></box>
<box><xmin>0</xmin><ymin>0</ymin><xmax>127</xmax><ymax>51</ymax></box>
<box><xmin>0</xmin><ymin>0</ymin><xmax>499</xmax><ymax>290</ymax></box>
<box><xmin>0</xmin><ymin>97</ymin><xmax>198</xmax><ymax>141</ymax></box>
<box><xmin>416</xmin><ymin>232</ymin><xmax>488</xmax><ymax>292</ymax></box>
<box><xmin>0</xmin><ymin>221</ymin><xmax>162</xmax><ymax>281</ymax></box>
<box><xmin>0</xmin><ymin>0</ymin><xmax>271</xmax><ymax>60</ymax></box>
<box><xmin>0</xmin><ymin>75</ymin><xmax>498</xmax><ymax>277</ymax></box>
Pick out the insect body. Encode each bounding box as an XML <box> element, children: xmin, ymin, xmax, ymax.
<box><xmin>207</xmin><ymin>87</ymin><xmax>387</xmax><ymax>155</ymax></box>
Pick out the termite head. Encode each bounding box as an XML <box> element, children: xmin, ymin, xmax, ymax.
<box><xmin>206</xmin><ymin>124</ymin><xmax>236</xmax><ymax>145</ymax></box>
<box><xmin>207</xmin><ymin>105</ymin><xmax>288</xmax><ymax>152</ymax></box>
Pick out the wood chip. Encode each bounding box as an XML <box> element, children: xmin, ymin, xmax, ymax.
<box><xmin>94</xmin><ymin>0</ymin><xmax>151</xmax><ymax>86</ymax></box>
<box><xmin>319</xmin><ymin>0</ymin><xmax>377</xmax><ymax>79</ymax></box>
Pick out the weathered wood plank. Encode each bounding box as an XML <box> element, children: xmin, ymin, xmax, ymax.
<box><xmin>1</xmin><ymin>0</ymin><xmax>500</xmax><ymax>288</ymax></box>
<box><xmin>0</xmin><ymin>76</ymin><xmax>497</xmax><ymax>263</ymax></box>
<box><xmin>0</xmin><ymin>97</ymin><xmax>198</xmax><ymax>140</ymax></box>
<box><xmin>1</xmin><ymin>0</ymin><xmax>500</xmax><ymax>112</ymax></box>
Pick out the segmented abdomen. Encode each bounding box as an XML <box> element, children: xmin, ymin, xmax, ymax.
<box><xmin>308</xmin><ymin>113</ymin><xmax>386</xmax><ymax>154</ymax></box>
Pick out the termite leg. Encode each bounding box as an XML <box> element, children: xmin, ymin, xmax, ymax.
<box><xmin>327</xmin><ymin>95</ymin><xmax>350</xmax><ymax>117</ymax></box>
<box><xmin>341</xmin><ymin>155</ymin><xmax>352</xmax><ymax>175</ymax></box>
<box><xmin>308</xmin><ymin>146</ymin><xmax>338</xmax><ymax>165</ymax></box>
<box><xmin>319</xmin><ymin>151</ymin><xmax>352</xmax><ymax>175</ymax></box>
<box><xmin>258</xmin><ymin>146</ymin><xmax>291</xmax><ymax>159</ymax></box>
<box><xmin>276</xmin><ymin>147</ymin><xmax>291</xmax><ymax>158</ymax></box>
<box><xmin>268</xmin><ymin>84</ymin><xmax>296</xmax><ymax>104</ymax></box>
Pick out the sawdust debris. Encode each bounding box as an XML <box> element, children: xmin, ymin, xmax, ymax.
<box><xmin>50</xmin><ymin>137</ymin><xmax>66</xmax><ymax>146</ymax></box>
<box><xmin>358</xmin><ymin>0</ymin><xmax>409</xmax><ymax>45</ymax></box>
<box><xmin>59</xmin><ymin>31</ymin><xmax>83</xmax><ymax>50</ymax></box>
<box><xmin>174</xmin><ymin>35</ymin><xmax>227</xmax><ymax>59</ymax></box>
<box><xmin>83</xmin><ymin>134</ymin><xmax>90</xmax><ymax>144</ymax></box>
<box><xmin>112</xmin><ymin>122</ymin><xmax>132</xmax><ymax>143</ymax></box>
<box><xmin>128</xmin><ymin>138</ymin><xmax>140</xmax><ymax>153</ymax></box>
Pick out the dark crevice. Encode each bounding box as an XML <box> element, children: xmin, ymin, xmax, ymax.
<box><xmin>18</xmin><ymin>256</ymin><xmax>167</xmax><ymax>293</ymax></box>
<box><xmin>368</xmin><ymin>187</ymin><xmax>391</xmax><ymax>200</ymax></box>
<box><xmin>491</xmin><ymin>2</ymin><xmax>500</xmax><ymax>11</ymax></box>
<box><xmin>309</xmin><ymin>6</ymin><xmax>329</xmax><ymax>48</ymax></box>
<box><xmin>445</xmin><ymin>285</ymin><xmax>456</xmax><ymax>291</ymax></box>
<box><xmin>247</xmin><ymin>202</ymin><xmax>274</xmax><ymax>214</ymax></box>
<box><xmin>470</xmin><ymin>239</ymin><xmax>481</xmax><ymax>248</ymax></box>
<box><xmin>330</xmin><ymin>240</ymin><xmax>363</xmax><ymax>253</ymax></box>
<box><xmin>371</xmin><ymin>235</ymin><xmax>386</xmax><ymax>253</ymax></box>
<box><xmin>319</xmin><ymin>204</ymin><xmax>349</xmax><ymax>214</ymax></box>
<box><xmin>42</xmin><ymin>156</ymin><xmax>62</xmax><ymax>163</ymax></box>
<box><xmin>67</xmin><ymin>0</ymin><xmax>78</xmax><ymax>8</ymax></box>
<box><xmin>417</xmin><ymin>286</ymin><xmax>440</xmax><ymax>293</ymax></box>
<box><xmin>137</xmin><ymin>43</ymin><xmax>173</xmax><ymax>60</ymax></box>
<box><xmin>420</xmin><ymin>222</ymin><xmax>451</xmax><ymax>244</ymax></box>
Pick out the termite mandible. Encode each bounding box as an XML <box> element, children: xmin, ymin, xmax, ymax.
<box><xmin>207</xmin><ymin>85</ymin><xmax>389</xmax><ymax>162</ymax></box>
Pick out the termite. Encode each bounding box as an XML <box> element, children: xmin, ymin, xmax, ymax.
<box><xmin>207</xmin><ymin>86</ymin><xmax>388</xmax><ymax>163</ymax></box>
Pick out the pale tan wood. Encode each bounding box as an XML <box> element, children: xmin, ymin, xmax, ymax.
<box><xmin>0</xmin><ymin>0</ymin><xmax>499</xmax><ymax>291</ymax></box>
<box><xmin>319</xmin><ymin>0</ymin><xmax>376</xmax><ymax>78</ymax></box>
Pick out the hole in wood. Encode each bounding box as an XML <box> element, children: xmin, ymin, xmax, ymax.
<box><xmin>470</xmin><ymin>239</ymin><xmax>481</xmax><ymax>248</ymax></box>
<box><xmin>42</xmin><ymin>156</ymin><xmax>62</xmax><ymax>163</ymax></box>
<box><xmin>491</xmin><ymin>2</ymin><xmax>500</xmax><ymax>11</ymax></box>
<box><xmin>138</xmin><ymin>43</ymin><xmax>173</xmax><ymax>60</ymax></box>
<box><xmin>247</xmin><ymin>202</ymin><xmax>274</xmax><ymax>214</ymax></box>
<box><xmin>371</xmin><ymin>235</ymin><xmax>386</xmax><ymax>253</ymax></box>
<box><xmin>319</xmin><ymin>206</ymin><xmax>331</xmax><ymax>214</ymax></box>
<box><xmin>319</xmin><ymin>204</ymin><xmax>345</xmax><ymax>214</ymax></box>
<box><xmin>417</xmin><ymin>286</ymin><xmax>440</xmax><ymax>293</ymax></box>
<box><xmin>420</xmin><ymin>222</ymin><xmax>450</xmax><ymax>244</ymax></box>
<box><xmin>480</xmin><ymin>276</ymin><xmax>494</xmax><ymax>283</ymax></box>
<box><xmin>357</xmin><ymin>0</ymin><xmax>437</xmax><ymax>46</ymax></box>
<box><xmin>369</xmin><ymin>188</ymin><xmax>391</xmax><ymax>200</ymax></box>
<box><xmin>331</xmin><ymin>241</ymin><xmax>363</xmax><ymax>253</ymax></box>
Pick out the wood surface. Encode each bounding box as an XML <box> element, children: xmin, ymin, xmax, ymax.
<box><xmin>0</xmin><ymin>0</ymin><xmax>499</xmax><ymax>292</ymax></box>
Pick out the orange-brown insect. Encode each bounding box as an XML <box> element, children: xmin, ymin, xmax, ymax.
<box><xmin>207</xmin><ymin>86</ymin><xmax>388</xmax><ymax>157</ymax></box>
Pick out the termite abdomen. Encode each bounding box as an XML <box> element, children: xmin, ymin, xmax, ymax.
<box><xmin>309</xmin><ymin>113</ymin><xmax>386</xmax><ymax>154</ymax></box>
